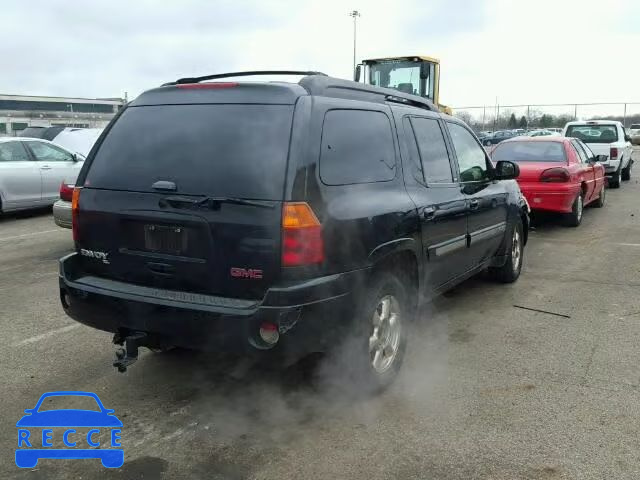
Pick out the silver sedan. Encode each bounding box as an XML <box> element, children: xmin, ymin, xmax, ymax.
<box><xmin>0</xmin><ymin>137</ymin><xmax>84</xmax><ymax>215</ymax></box>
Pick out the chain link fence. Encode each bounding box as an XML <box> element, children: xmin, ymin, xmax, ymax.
<box><xmin>451</xmin><ymin>103</ymin><xmax>640</xmax><ymax>132</ymax></box>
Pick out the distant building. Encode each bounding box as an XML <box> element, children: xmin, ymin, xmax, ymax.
<box><xmin>0</xmin><ymin>94</ymin><xmax>125</xmax><ymax>136</ymax></box>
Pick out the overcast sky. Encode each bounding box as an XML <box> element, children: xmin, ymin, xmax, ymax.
<box><xmin>3</xmin><ymin>0</ymin><xmax>639</xmax><ymax>108</ymax></box>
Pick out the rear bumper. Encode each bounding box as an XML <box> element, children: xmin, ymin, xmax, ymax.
<box><xmin>517</xmin><ymin>182</ymin><xmax>579</xmax><ymax>214</ymax></box>
<box><xmin>59</xmin><ymin>253</ymin><xmax>367</xmax><ymax>356</ymax></box>
<box><xmin>53</xmin><ymin>200</ymin><xmax>72</xmax><ymax>229</ymax></box>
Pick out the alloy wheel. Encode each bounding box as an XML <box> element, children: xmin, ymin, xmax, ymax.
<box><xmin>512</xmin><ymin>228</ymin><xmax>522</xmax><ymax>274</ymax></box>
<box><xmin>576</xmin><ymin>195</ymin><xmax>583</xmax><ymax>221</ymax></box>
<box><xmin>369</xmin><ymin>295</ymin><xmax>402</xmax><ymax>374</ymax></box>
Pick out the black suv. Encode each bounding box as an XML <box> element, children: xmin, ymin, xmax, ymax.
<box><xmin>59</xmin><ymin>71</ymin><xmax>528</xmax><ymax>389</ymax></box>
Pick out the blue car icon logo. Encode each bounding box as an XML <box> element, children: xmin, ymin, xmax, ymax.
<box><xmin>16</xmin><ymin>391</ymin><xmax>123</xmax><ymax>468</ymax></box>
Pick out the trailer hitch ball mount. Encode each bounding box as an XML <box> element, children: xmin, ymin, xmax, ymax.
<box><xmin>112</xmin><ymin>331</ymin><xmax>147</xmax><ymax>373</ymax></box>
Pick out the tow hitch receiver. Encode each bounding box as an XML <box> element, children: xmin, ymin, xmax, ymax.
<box><xmin>113</xmin><ymin>331</ymin><xmax>147</xmax><ymax>373</ymax></box>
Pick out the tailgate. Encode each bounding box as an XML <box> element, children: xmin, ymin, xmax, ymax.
<box><xmin>76</xmin><ymin>189</ymin><xmax>281</xmax><ymax>300</ymax></box>
<box><xmin>584</xmin><ymin>143</ymin><xmax>610</xmax><ymax>159</ymax></box>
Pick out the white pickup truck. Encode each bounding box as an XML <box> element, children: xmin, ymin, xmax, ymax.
<box><xmin>563</xmin><ymin>120</ymin><xmax>633</xmax><ymax>188</ymax></box>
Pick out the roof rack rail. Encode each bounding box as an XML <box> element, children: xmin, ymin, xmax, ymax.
<box><xmin>384</xmin><ymin>94</ymin><xmax>434</xmax><ymax>111</ymax></box>
<box><xmin>298</xmin><ymin>76</ymin><xmax>437</xmax><ymax>112</ymax></box>
<box><xmin>164</xmin><ymin>70</ymin><xmax>328</xmax><ymax>86</ymax></box>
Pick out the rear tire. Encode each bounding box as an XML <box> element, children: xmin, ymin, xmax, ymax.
<box><xmin>489</xmin><ymin>218</ymin><xmax>524</xmax><ymax>283</ymax></box>
<box><xmin>622</xmin><ymin>161</ymin><xmax>632</xmax><ymax>181</ymax></box>
<box><xmin>594</xmin><ymin>185</ymin><xmax>606</xmax><ymax>208</ymax></box>
<box><xmin>609</xmin><ymin>167</ymin><xmax>621</xmax><ymax>188</ymax></box>
<box><xmin>564</xmin><ymin>192</ymin><xmax>584</xmax><ymax>227</ymax></box>
<box><xmin>330</xmin><ymin>272</ymin><xmax>410</xmax><ymax>395</ymax></box>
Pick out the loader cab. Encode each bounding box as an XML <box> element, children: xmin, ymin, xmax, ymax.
<box><xmin>356</xmin><ymin>56</ymin><xmax>440</xmax><ymax>106</ymax></box>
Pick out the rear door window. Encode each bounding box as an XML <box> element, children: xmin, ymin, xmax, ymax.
<box><xmin>85</xmin><ymin>104</ymin><xmax>294</xmax><ymax>200</ymax></box>
<box><xmin>409</xmin><ymin>117</ymin><xmax>453</xmax><ymax>183</ymax></box>
<box><xmin>577</xmin><ymin>140</ymin><xmax>595</xmax><ymax>159</ymax></box>
<box><xmin>571</xmin><ymin>140</ymin><xmax>589</xmax><ymax>163</ymax></box>
<box><xmin>319</xmin><ymin>109</ymin><xmax>396</xmax><ymax>185</ymax></box>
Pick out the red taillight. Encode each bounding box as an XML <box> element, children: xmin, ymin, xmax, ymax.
<box><xmin>610</xmin><ymin>147</ymin><xmax>618</xmax><ymax>160</ymax></box>
<box><xmin>540</xmin><ymin>167</ymin><xmax>570</xmax><ymax>183</ymax></box>
<box><xmin>281</xmin><ymin>202</ymin><xmax>324</xmax><ymax>267</ymax></box>
<box><xmin>59</xmin><ymin>182</ymin><xmax>74</xmax><ymax>202</ymax></box>
<box><xmin>71</xmin><ymin>187</ymin><xmax>81</xmax><ymax>242</ymax></box>
<box><xmin>176</xmin><ymin>82</ymin><xmax>238</xmax><ymax>89</ymax></box>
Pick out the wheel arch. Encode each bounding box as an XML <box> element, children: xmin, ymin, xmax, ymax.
<box><xmin>580</xmin><ymin>181</ymin><xmax>588</xmax><ymax>197</ymax></box>
<box><xmin>369</xmin><ymin>245</ymin><xmax>419</xmax><ymax>310</ymax></box>
<box><xmin>520</xmin><ymin>210</ymin><xmax>529</xmax><ymax>245</ymax></box>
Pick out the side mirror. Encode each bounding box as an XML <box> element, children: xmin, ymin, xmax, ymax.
<box><xmin>354</xmin><ymin>64</ymin><xmax>361</xmax><ymax>82</ymax></box>
<box><xmin>494</xmin><ymin>160</ymin><xmax>520</xmax><ymax>180</ymax></box>
<box><xmin>625</xmin><ymin>135</ymin><xmax>632</xmax><ymax>142</ymax></box>
<box><xmin>71</xmin><ymin>153</ymin><xmax>78</xmax><ymax>162</ymax></box>
<box><xmin>594</xmin><ymin>154</ymin><xmax>608</xmax><ymax>163</ymax></box>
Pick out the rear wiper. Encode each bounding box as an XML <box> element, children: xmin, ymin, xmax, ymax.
<box><xmin>159</xmin><ymin>195</ymin><xmax>275</xmax><ymax>210</ymax></box>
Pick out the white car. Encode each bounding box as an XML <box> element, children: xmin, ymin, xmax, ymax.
<box><xmin>563</xmin><ymin>120</ymin><xmax>633</xmax><ymax>188</ymax></box>
<box><xmin>0</xmin><ymin>138</ymin><xmax>84</xmax><ymax>214</ymax></box>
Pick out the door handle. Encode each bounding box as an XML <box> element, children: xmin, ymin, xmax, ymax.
<box><xmin>423</xmin><ymin>206</ymin><xmax>436</xmax><ymax>220</ymax></box>
<box><xmin>469</xmin><ymin>199</ymin><xmax>480</xmax><ymax>210</ymax></box>
<box><xmin>40</xmin><ymin>165</ymin><xmax>52</xmax><ymax>170</ymax></box>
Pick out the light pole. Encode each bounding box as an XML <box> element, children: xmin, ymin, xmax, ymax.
<box><xmin>349</xmin><ymin>10</ymin><xmax>361</xmax><ymax>74</ymax></box>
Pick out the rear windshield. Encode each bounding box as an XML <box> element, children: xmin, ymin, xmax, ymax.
<box><xmin>565</xmin><ymin>125</ymin><xmax>618</xmax><ymax>143</ymax></box>
<box><xmin>85</xmin><ymin>104</ymin><xmax>293</xmax><ymax>200</ymax></box>
<box><xmin>492</xmin><ymin>141</ymin><xmax>566</xmax><ymax>162</ymax></box>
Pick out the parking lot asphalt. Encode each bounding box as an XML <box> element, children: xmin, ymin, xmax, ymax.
<box><xmin>2</xmin><ymin>162</ymin><xmax>640</xmax><ymax>479</ymax></box>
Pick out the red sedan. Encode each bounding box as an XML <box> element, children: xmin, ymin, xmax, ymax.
<box><xmin>491</xmin><ymin>137</ymin><xmax>607</xmax><ymax>226</ymax></box>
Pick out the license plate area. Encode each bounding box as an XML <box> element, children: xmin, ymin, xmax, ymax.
<box><xmin>144</xmin><ymin>225</ymin><xmax>188</xmax><ymax>255</ymax></box>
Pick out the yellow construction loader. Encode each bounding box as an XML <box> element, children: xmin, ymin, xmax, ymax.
<box><xmin>355</xmin><ymin>55</ymin><xmax>452</xmax><ymax>114</ymax></box>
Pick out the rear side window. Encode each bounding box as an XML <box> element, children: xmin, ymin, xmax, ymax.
<box><xmin>85</xmin><ymin>104</ymin><xmax>293</xmax><ymax>200</ymax></box>
<box><xmin>572</xmin><ymin>141</ymin><xmax>589</xmax><ymax>163</ymax></box>
<box><xmin>319</xmin><ymin>110</ymin><xmax>396</xmax><ymax>185</ymax></box>
<box><xmin>409</xmin><ymin>117</ymin><xmax>453</xmax><ymax>183</ymax></box>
